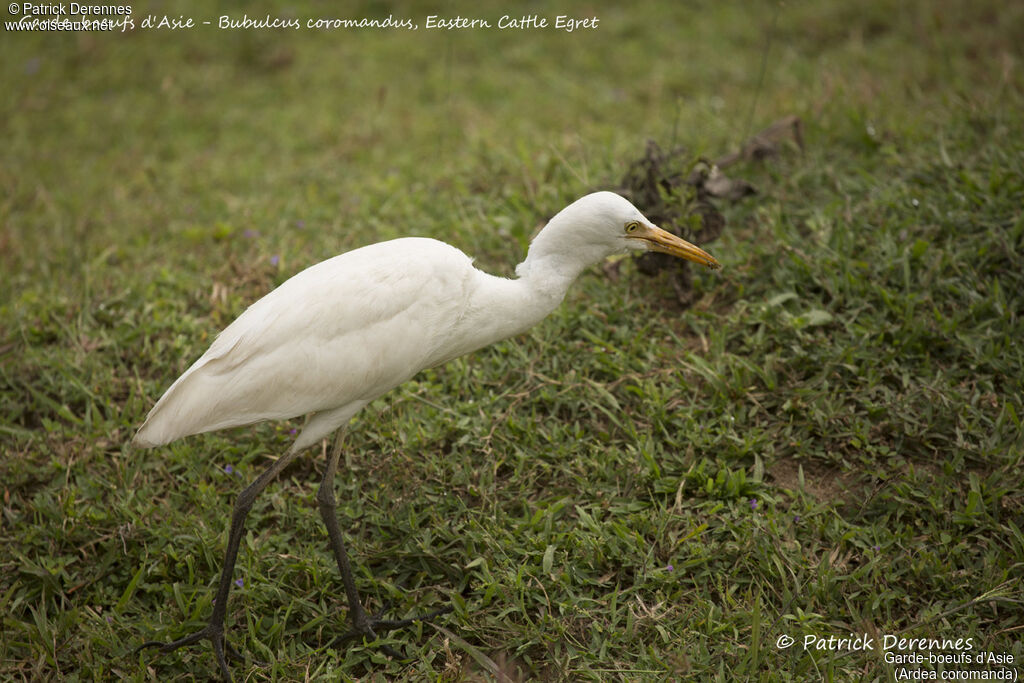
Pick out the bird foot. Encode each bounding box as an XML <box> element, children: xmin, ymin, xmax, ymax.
<box><xmin>327</xmin><ymin>603</ymin><xmax>453</xmax><ymax>658</ymax></box>
<box><xmin>138</xmin><ymin>621</ymin><xmax>264</xmax><ymax>681</ymax></box>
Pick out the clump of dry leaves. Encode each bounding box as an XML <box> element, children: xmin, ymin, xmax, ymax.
<box><xmin>618</xmin><ymin>115</ymin><xmax>803</xmax><ymax>305</ymax></box>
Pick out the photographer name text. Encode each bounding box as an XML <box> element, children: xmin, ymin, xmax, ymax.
<box><xmin>6</xmin><ymin>6</ymin><xmax>601</xmax><ymax>33</ymax></box>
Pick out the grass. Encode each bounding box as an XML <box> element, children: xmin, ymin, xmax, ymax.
<box><xmin>2</xmin><ymin>0</ymin><xmax>1023</xmax><ymax>680</ymax></box>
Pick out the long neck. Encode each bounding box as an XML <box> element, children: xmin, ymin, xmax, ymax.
<box><xmin>427</xmin><ymin>259</ymin><xmax>580</xmax><ymax>367</ymax></box>
<box><xmin>428</xmin><ymin>210</ymin><xmax>610</xmax><ymax>367</ymax></box>
<box><xmin>514</xmin><ymin>250</ymin><xmax>585</xmax><ymax>306</ymax></box>
<box><xmin>516</xmin><ymin>214</ymin><xmax>608</xmax><ymax>286</ymax></box>
<box><xmin>478</xmin><ymin>216</ymin><xmax>609</xmax><ymax>341</ymax></box>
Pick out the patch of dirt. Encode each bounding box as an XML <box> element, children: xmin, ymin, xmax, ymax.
<box><xmin>770</xmin><ymin>456</ymin><xmax>858</xmax><ymax>502</ymax></box>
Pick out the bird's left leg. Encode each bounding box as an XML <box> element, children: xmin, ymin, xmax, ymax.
<box><xmin>139</xmin><ymin>441</ymin><xmax>306</xmax><ymax>680</ymax></box>
<box><xmin>315</xmin><ymin>434</ymin><xmax>451</xmax><ymax>654</ymax></box>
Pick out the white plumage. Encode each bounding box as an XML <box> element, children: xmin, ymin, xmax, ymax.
<box><xmin>135</xmin><ymin>191</ymin><xmax>718</xmax><ymax>453</ymax></box>
<box><xmin>135</xmin><ymin>191</ymin><xmax>720</xmax><ymax>679</ymax></box>
<box><xmin>135</xmin><ymin>238</ymin><xmax>475</xmax><ymax>450</ymax></box>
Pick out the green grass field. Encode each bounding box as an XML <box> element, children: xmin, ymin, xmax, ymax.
<box><xmin>2</xmin><ymin>1</ymin><xmax>1022</xmax><ymax>680</ymax></box>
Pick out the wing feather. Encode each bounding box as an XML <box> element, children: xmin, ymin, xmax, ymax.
<box><xmin>134</xmin><ymin>238</ymin><xmax>474</xmax><ymax>446</ymax></box>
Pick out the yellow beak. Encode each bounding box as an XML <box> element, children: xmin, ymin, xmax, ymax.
<box><xmin>631</xmin><ymin>224</ymin><xmax>722</xmax><ymax>270</ymax></box>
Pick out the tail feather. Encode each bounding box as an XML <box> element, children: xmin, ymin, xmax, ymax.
<box><xmin>133</xmin><ymin>372</ymin><xmax>207</xmax><ymax>447</ymax></box>
<box><xmin>132</xmin><ymin>355</ymin><xmax>234</xmax><ymax>448</ymax></box>
<box><xmin>132</xmin><ymin>324</ymin><xmax>258</xmax><ymax>448</ymax></box>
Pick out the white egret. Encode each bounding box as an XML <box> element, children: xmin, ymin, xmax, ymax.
<box><xmin>135</xmin><ymin>191</ymin><xmax>721</xmax><ymax>679</ymax></box>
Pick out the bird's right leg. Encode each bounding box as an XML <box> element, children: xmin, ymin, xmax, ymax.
<box><xmin>316</xmin><ymin>435</ymin><xmax>451</xmax><ymax>655</ymax></box>
<box><xmin>138</xmin><ymin>442</ymin><xmax>306</xmax><ymax>681</ymax></box>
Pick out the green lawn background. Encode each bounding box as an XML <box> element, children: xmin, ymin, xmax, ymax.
<box><xmin>2</xmin><ymin>1</ymin><xmax>1022</xmax><ymax>680</ymax></box>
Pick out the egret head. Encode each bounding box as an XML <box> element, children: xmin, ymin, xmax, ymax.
<box><xmin>521</xmin><ymin>192</ymin><xmax>721</xmax><ymax>276</ymax></box>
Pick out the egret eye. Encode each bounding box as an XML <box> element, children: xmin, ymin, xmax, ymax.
<box><xmin>625</xmin><ymin>221</ymin><xmax>640</xmax><ymax>233</ymax></box>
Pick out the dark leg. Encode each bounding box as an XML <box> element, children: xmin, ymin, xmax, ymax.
<box><xmin>316</xmin><ymin>435</ymin><xmax>373</xmax><ymax>633</ymax></box>
<box><xmin>138</xmin><ymin>442</ymin><xmax>306</xmax><ymax>681</ymax></box>
<box><xmin>315</xmin><ymin>435</ymin><xmax>451</xmax><ymax>654</ymax></box>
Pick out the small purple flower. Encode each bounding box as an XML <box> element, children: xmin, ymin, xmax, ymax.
<box><xmin>270</xmin><ymin>254</ymin><xmax>280</xmax><ymax>266</ymax></box>
<box><xmin>224</xmin><ymin>464</ymin><xmax>234</xmax><ymax>474</ymax></box>
<box><xmin>873</xmin><ymin>545</ymin><xmax>880</xmax><ymax>552</ymax></box>
<box><xmin>295</xmin><ymin>220</ymin><xmax>306</xmax><ymax>228</ymax></box>
<box><xmin>243</xmin><ymin>229</ymin><xmax>260</xmax><ymax>239</ymax></box>
<box><xmin>106</xmin><ymin>615</ymin><xmax>113</xmax><ymax>624</ymax></box>
<box><xmin>749</xmin><ymin>498</ymin><xmax>759</xmax><ymax>511</ymax></box>
<box><xmin>235</xmin><ymin>578</ymin><xmax>244</xmax><ymax>588</ymax></box>
<box><xmin>666</xmin><ymin>564</ymin><xmax>674</xmax><ymax>572</ymax></box>
<box><xmin>289</xmin><ymin>428</ymin><xmax>297</xmax><ymax>436</ymax></box>
<box><xmin>793</xmin><ymin>515</ymin><xmax>801</xmax><ymax>523</ymax></box>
